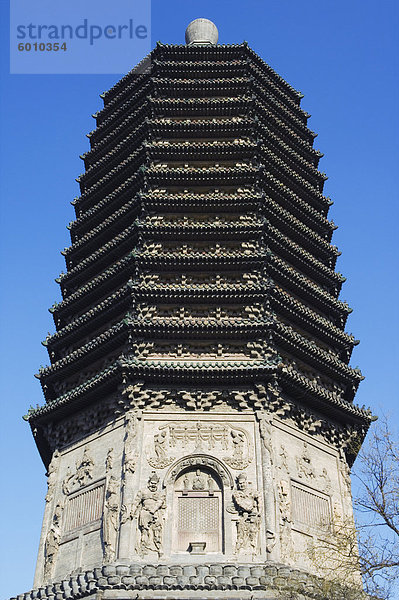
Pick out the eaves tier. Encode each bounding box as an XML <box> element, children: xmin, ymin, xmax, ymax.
<box><xmin>30</xmin><ymin>43</ymin><xmax>371</xmax><ymax>464</ymax></box>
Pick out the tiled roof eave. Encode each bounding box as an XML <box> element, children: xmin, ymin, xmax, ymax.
<box><xmin>45</xmin><ymin>284</ymin><xmax>132</xmax><ymax>350</ymax></box>
<box><xmin>269</xmin><ymin>255</ymin><xmax>351</xmax><ymax>317</ymax></box>
<box><xmin>271</xmin><ymin>287</ymin><xmax>355</xmax><ymax>349</ymax></box>
<box><xmin>274</xmin><ymin>326</ymin><xmax>362</xmax><ymax>384</ymax></box>
<box><xmin>53</xmin><ymin>252</ymin><xmax>137</xmax><ymax>317</ymax></box>
<box><xmin>27</xmin><ymin>357</ymin><xmax>278</xmax><ymax>423</ymax></box>
<box><xmin>59</xmin><ymin>225</ymin><xmax>138</xmax><ymax>287</ymax></box>
<box><xmin>279</xmin><ymin>368</ymin><xmax>372</xmax><ymax>425</ymax></box>
<box><xmin>64</xmin><ymin>198</ymin><xmax>140</xmax><ymax>260</ymax></box>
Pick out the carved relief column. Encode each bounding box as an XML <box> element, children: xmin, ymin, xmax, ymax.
<box><xmin>256</xmin><ymin>411</ymin><xmax>276</xmax><ymax>558</ymax></box>
<box><xmin>118</xmin><ymin>410</ymin><xmax>141</xmax><ymax>559</ymax></box>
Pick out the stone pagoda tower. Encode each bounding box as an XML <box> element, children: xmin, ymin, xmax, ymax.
<box><xmin>18</xmin><ymin>18</ymin><xmax>373</xmax><ymax>600</ymax></box>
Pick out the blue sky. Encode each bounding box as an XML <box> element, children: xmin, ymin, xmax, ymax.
<box><xmin>0</xmin><ymin>0</ymin><xmax>398</xmax><ymax>597</ymax></box>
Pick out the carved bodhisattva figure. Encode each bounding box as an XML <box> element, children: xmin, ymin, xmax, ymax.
<box><xmin>102</xmin><ymin>476</ymin><xmax>120</xmax><ymax>562</ymax></box>
<box><xmin>105</xmin><ymin>448</ymin><xmax>113</xmax><ymax>473</ymax></box>
<box><xmin>75</xmin><ymin>447</ymin><xmax>94</xmax><ymax>487</ymax></box>
<box><xmin>297</xmin><ymin>442</ymin><xmax>315</xmax><ymax>480</ymax></box>
<box><xmin>152</xmin><ymin>429</ymin><xmax>172</xmax><ymax>468</ymax></box>
<box><xmin>131</xmin><ymin>472</ymin><xmax>166</xmax><ymax>557</ymax></box>
<box><xmin>232</xmin><ymin>473</ymin><xmax>261</xmax><ymax>554</ymax></box>
<box><xmin>43</xmin><ymin>503</ymin><xmax>63</xmax><ymax>582</ymax></box>
<box><xmin>339</xmin><ymin>456</ymin><xmax>352</xmax><ymax>498</ymax></box>
<box><xmin>192</xmin><ymin>469</ymin><xmax>206</xmax><ymax>490</ymax></box>
<box><xmin>259</xmin><ymin>418</ymin><xmax>274</xmax><ymax>464</ymax></box>
<box><xmin>123</xmin><ymin>412</ymin><xmax>139</xmax><ymax>480</ymax></box>
<box><xmin>45</xmin><ymin>450</ymin><xmax>60</xmax><ymax>503</ymax></box>
<box><xmin>230</xmin><ymin>430</ymin><xmax>245</xmax><ymax>463</ymax></box>
<box><xmin>279</xmin><ymin>479</ymin><xmax>294</xmax><ymax>561</ymax></box>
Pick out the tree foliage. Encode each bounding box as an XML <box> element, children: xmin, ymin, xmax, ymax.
<box><xmin>281</xmin><ymin>416</ymin><xmax>399</xmax><ymax>600</ymax></box>
<box><xmin>353</xmin><ymin>415</ymin><xmax>399</xmax><ymax>598</ymax></box>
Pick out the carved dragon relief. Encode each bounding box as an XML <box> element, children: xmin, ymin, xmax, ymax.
<box><xmin>43</xmin><ymin>445</ymin><xmax>128</xmax><ymax>577</ymax></box>
<box><xmin>147</xmin><ymin>421</ymin><xmax>252</xmax><ymax>470</ymax></box>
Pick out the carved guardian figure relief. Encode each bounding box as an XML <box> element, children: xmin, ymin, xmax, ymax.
<box><xmin>131</xmin><ymin>472</ymin><xmax>166</xmax><ymax>557</ymax></box>
<box><xmin>232</xmin><ymin>473</ymin><xmax>261</xmax><ymax>554</ymax></box>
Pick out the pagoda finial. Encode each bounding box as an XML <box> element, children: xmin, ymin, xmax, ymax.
<box><xmin>185</xmin><ymin>18</ymin><xmax>218</xmax><ymax>46</ymax></box>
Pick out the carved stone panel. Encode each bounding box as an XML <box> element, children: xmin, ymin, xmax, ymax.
<box><xmin>272</xmin><ymin>420</ymin><xmax>349</xmax><ymax>568</ymax></box>
<box><xmin>62</xmin><ymin>447</ymin><xmax>95</xmax><ymax>495</ymax></box>
<box><xmin>147</xmin><ymin>421</ymin><xmax>252</xmax><ymax>470</ymax></box>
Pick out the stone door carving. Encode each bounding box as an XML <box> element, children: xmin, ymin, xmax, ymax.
<box><xmin>173</xmin><ymin>468</ymin><xmax>223</xmax><ymax>553</ymax></box>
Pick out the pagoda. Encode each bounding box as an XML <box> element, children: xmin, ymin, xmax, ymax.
<box><xmin>17</xmin><ymin>18</ymin><xmax>373</xmax><ymax>600</ymax></box>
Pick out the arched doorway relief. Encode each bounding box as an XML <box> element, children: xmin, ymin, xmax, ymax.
<box><xmin>163</xmin><ymin>454</ymin><xmax>234</xmax><ymax>556</ymax></box>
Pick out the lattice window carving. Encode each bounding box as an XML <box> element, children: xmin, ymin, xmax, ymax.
<box><xmin>63</xmin><ymin>481</ymin><xmax>105</xmax><ymax>533</ymax></box>
<box><xmin>291</xmin><ymin>481</ymin><xmax>331</xmax><ymax>531</ymax></box>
